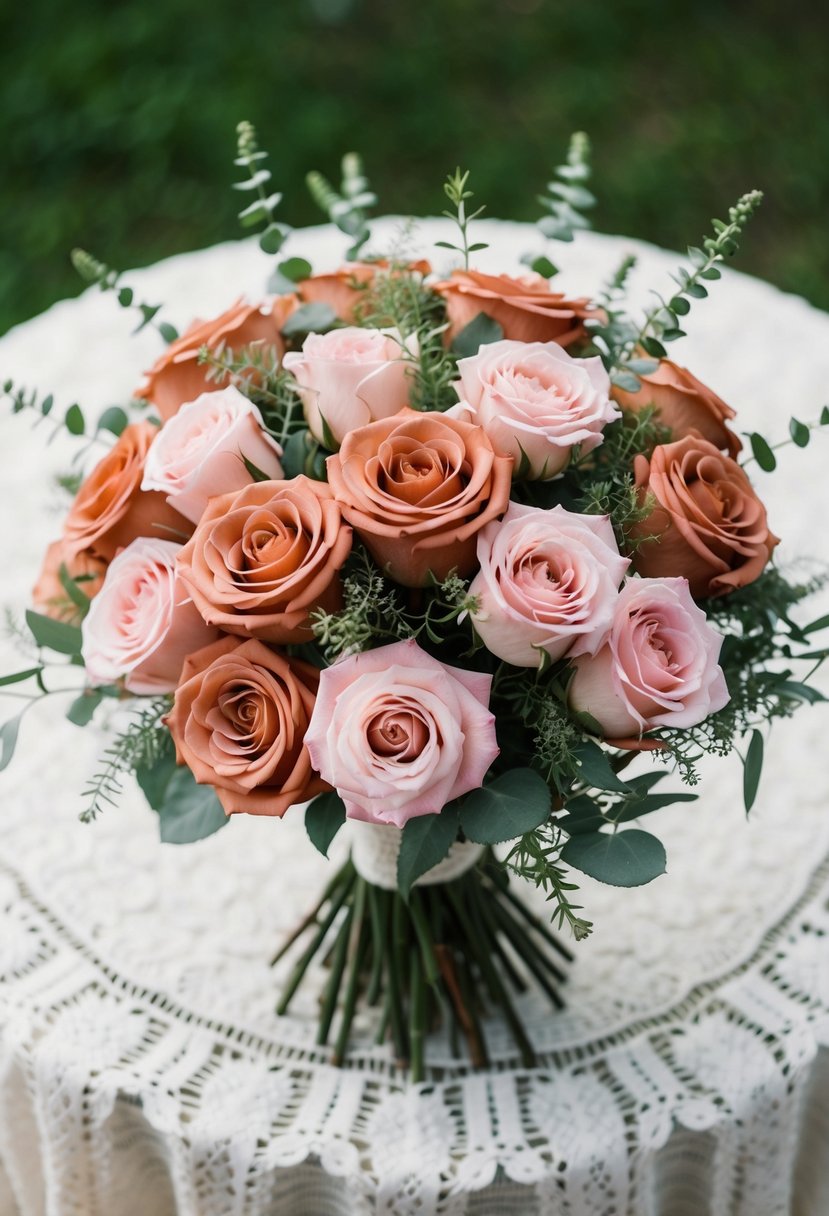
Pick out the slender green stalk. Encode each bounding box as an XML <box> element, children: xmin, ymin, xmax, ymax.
<box><xmin>487</xmin><ymin>895</ymin><xmax>566</xmax><ymax>1007</ymax></box>
<box><xmin>270</xmin><ymin>861</ymin><xmax>353</xmax><ymax>966</ymax></box>
<box><xmin>493</xmin><ymin>879</ymin><xmax>576</xmax><ymax>963</ymax></box>
<box><xmin>276</xmin><ymin>871</ymin><xmax>355</xmax><ymax>1015</ymax></box>
<box><xmin>409</xmin><ymin>949</ymin><xmax>426</xmax><ymax>1083</ymax></box>
<box><xmin>365</xmin><ymin>882</ymin><xmax>386</xmax><ymax>1006</ymax></box>
<box><xmin>408</xmin><ymin>889</ymin><xmax>440</xmax><ymax>986</ymax></box>
<box><xmin>317</xmin><ymin>897</ymin><xmax>358</xmax><ymax>1046</ymax></box>
<box><xmin>387</xmin><ymin>892</ymin><xmax>409</xmax><ymax>1064</ymax></box>
<box><xmin>332</xmin><ymin>878</ymin><xmax>369</xmax><ymax>1064</ymax></box>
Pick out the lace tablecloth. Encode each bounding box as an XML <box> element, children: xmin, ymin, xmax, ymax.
<box><xmin>1</xmin><ymin>220</ymin><xmax>828</xmax><ymax>1216</ymax></box>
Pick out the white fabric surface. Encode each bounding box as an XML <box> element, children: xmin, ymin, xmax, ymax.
<box><xmin>0</xmin><ymin>218</ymin><xmax>828</xmax><ymax>1216</ymax></box>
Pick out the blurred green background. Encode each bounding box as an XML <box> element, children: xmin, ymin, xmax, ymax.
<box><xmin>2</xmin><ymin>0</ymin><xmax>827</xmax><ymax>336</ymax></box>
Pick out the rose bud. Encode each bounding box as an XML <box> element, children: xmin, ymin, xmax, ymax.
<box><xmin>63</xmin><ymin>421</ymin><xmax>192</xmax><ymax>563</ymax></box>
<box><xmin>326</xmin><ymin>408</ymin><xmax>512</xmax><ymax>587</ymax></box>
<box><xmin>141</xmin><ymin>385</ymin><xmax>283</xmax><ymax>524</ymax></box>
<box><xmin>165</xmin><ymin>635</ymin><xmax>326</xmax><ymax>817</ymax></box>
<box><xmin>632</xmin><ymin>435</ymin><xmax>778</xmax><ymax>597</ymax></box>
<box><xmin>568</xmin><ymin>576</ymin><xmax>729</xmax><ymax>737</ymax></box>
<box><xmin>469</xmin><ymin>504</ymin><xmax>628</xmax><ymax>667</ymax></box>
<box><xmin>81</xmin><ymin>537</ymin><xmax>218</xmax><ymax>694</ymax></box>
<box><xmin>433</xmin><ymin>269</ymin><xmax>598</xmax><ymax>347</ymax></box>
<box><xmin>611</xmin><ymin>358</ymin><xmax>741</xmax><ymax>457</ymax></box>
<box><xmin>449</xmin><ymin>338</ymin><xmax>619</xmax><ymax>479</ymax></box>
<box><xmin>282</xmin><ymin>326</ymin><xmax>417</xmax><ymax>448</ymax></box>
<box><xmin>175</xmin><ymin>476</ymin><xmax>352</xmax><ymax>643</ymax></box>
<box><xmin>135</xmin><ymin>296</ymin><xmax>297</xmax><ymax>422</ymax></box>
<box><xmin>305</xmin><ymin>638</ymin><xmax>499</xmax><ymax>828</ymax></box>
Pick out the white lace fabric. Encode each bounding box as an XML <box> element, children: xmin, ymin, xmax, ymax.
<box><xmin>0</xmin><ymin>220</ymin><xmax>828</xmax><ymax>1216</ymax></box>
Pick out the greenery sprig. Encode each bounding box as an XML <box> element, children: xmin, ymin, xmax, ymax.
<box><xmin>80</xmin><ymin>697</ymin><xmax>172</xmax><ymax>823</ymax></box>
<box><xmin>2</xmin><ymin>377</ymin><xmax>128</xmax><ymax>448</ymax></box>
<box><xmin>234</xmin><ymin>120</ymin><xmax>290</xmax><ymax>256</ymax></box>
<box><xmin>522</xmin><ymin>130</ymin><xmax>595</xmax><ymax>277</ymax></box>
<box><xmin>306</xmin><ymin>152</ymin><xmax>377</xmax><ymax>260</ymax></box>
<box><xmin>436</xmin><ymin>168</ymin><xmax>488</xmax><ymax>268</ymax></box>
<box><xmin>71</xmin><ymin>248</ymin><xmax>178</xmax><ymax>343</ymax></box>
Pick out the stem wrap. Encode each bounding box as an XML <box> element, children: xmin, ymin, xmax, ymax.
<box><xmin>348</xmin><ymin>820</ymin><xmax>484</xmax><ymax>890</ymax></box>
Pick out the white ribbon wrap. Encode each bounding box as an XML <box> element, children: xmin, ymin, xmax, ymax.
<box><xmin>348</xmin><ymin>820</ymin><xmax>485</xmax><ymax>890</ymax></box>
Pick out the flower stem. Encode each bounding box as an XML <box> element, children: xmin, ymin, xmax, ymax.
<box><xmin>276</xmin><ymin>867</ymin><xmax>355</xmax><ymax>1015</ymax></box>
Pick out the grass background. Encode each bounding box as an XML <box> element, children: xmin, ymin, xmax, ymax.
<box><xmin>2</xmin><ymin>0</ymin><xmax>827</xmax><ymax>336</ymax></box>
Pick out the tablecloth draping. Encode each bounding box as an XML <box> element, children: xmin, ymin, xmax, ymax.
<box><xmin>1</xmin><ymin>219</ymin><xmax>828</xmax><ymax>1216</ymax></box>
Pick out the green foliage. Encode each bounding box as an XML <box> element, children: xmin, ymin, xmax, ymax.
<box><xmin>198</xmin><ymin>341</ymin><xmax>308</xmax><ymax>451</ymax></box>
<box><xmin>306</xmin><ymin>152</ymin><xmax>376</xmax><ymax>259</ymax></box>
<box><xmin>743</xmin><ymin>728</ymin><xmax>764</xmax><ymax>813</ymax></box>
<box><xmin>233</xmin><ymin>120</ymin><xmax>289</xmax><ymax>257</ymax></box>
<box><xmin>531</xmin><ymin>130</ymin><xmax>594</xmax><ymax>248</ymax></box>
<box><xmin>436</xmin><ymin>167</ymin><xmax>487</xmax><ymax>268</ymax></box>
<box><xmin>459</xmin><ymin>768</ymin><xmax>551</xmax><ymax>844</ymax></box>
<box><xmin>397</xmin><ymin>804</ymin><xmax>459</xmax><ymax>900</ymax></box>
<box><xmin>71</xmin><ymin>248</ymin><xmax>177</xmax><ymax>340</ymax></box>
<box><xmin>305</xmin><ymin>791</ymin><xmax>347</xmax><ymax>857</ymax></box>
<box><xmin>561</xmin><ymin>827</ymin><xmax>667</xmax><ymax>886</ymax></box>
<box><xmin>152</xmin><ymin>765</ymin><xmax>228</xmax><ymax>844</ymax></box>
<box><xmin>80</xmin><ymin>697</ymin><xmax>172</xmax><ymax>823</ymax></box>
<box><xmin>311</xmin><ymin>547</ymin><xmax>414</xmax><ymax>662</ymax></box>
<box><xmin>504</xmin><ymin>821</ymin><xmax>593</xmax><ymax>940</ymax></box>
<box><xmin>25</xmin><ymin>609</ymin><xmax>82</xmax><ymax>656</ymax></box>
<box><xmin>742</xmin><ymin>408</ymin><xmax>829</xmax><ymax>473</ymax></box>
<box><xmin>450</xmin><ymin>313</ymin><xmax>504</xmax><ymax>358</ymax></box>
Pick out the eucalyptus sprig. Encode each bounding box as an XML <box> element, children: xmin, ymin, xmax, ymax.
<box><xmin>306</xmin><ymin>152</ymin><xmax>377</xmax><ymax>260</ymax></box>
<box><xmin>2</xmin><ymin>377</ymin><xmax>126</xmax><ymax>448</ymax></box>
<box><xmin>436</xmin><ymin>168</ymin><xmax>488</xmax><ymax>269</ymax></box>
<box><xmin>71</xmin><ymin>248</ymin><xmax>178</xmax><ymax>343</ymax></box>
<box><xmin>742</xmin><ymin>406</ymin><xmax>829</xmax><ymax>473</ymax></box>
<box><xmin>607</xmin><ymin>190</ymin><xmax>763</xmax><ymax>387</ymax></box>
<box><xmin>522</xmin><ymin>130</ymin><xmax>595</xmax><ymax>277</ymax></box>
<box><xmin>234</xmin><ymin>120</ymin><xmax>290</xmax><ymax>256</ymax></box>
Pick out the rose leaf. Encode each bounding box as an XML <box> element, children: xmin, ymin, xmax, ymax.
<box><xmin>305</xmin><ymin>791</ymin><xmax>347</xmax><ymax>858</ymax></box>
<box><xmin>459</xmin><ymin>767</ymin><xmax>551</xmax><ymax>845</ymax></box>
<box><xmin>450</xmin><ymin>312</ymin><xmax>504</xmax><ymax>358</ymax></box>
<box><xmin>397</xmin><ymin>805</ymin><xmax>460</xmax><ymax>901</ymax></box>
<box><xmin>561</xmin><ymin>828</ymin><xmax>667</xmax><ymax>887</ymax></box>
<box><xmin>154</xmin><ymin>766</ymin><xmax>228</xmax><ymax>845</ymax></box>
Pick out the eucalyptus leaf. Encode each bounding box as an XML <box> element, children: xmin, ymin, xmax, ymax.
<box><xmin>572</xmin><ymin>740</ymin><xmax>631</xmax><ymax>793</ymax></box>
<box><xmin>0</xmin><ymin>714</ymin><xmax>23</xmax><ymax>771</ymax></box>
<box><xmin>789</xmin><ymin>417</ymin><xmax>810</xmax><ymax>447</ymax></box>
<box><xmin>281</xmin><ymin>302</ymin><xmax>337</xmax><ymax>338</ymax></box>
<box><xmin>278</xmin><ymin>257</ymin><xmax>313</xmax><ymax>282</ymax></box>
<box><xmin>155</xmin><ymin>766</ymin><xmax>228</xmax><ymax>844</ymax></box>
<box><xmin>0</xmin><ymin>667</ymin><xmax>42</xmax><ymax>687</ymax></box>
<box><xmin>135</xmin><ymin>745</ymin><xmax>177</xmax><ymax>811</ymax></box>
<box><xmin>749</xmin><ymin>432</ymin><xmax>777</xmax><ymax>472</ymax></box>
<box><xmin>96</xmin><ymin>405</ymin><xmax>129</xmax><ymax>436</ymax></box>
<box><xmin>743</xmin><ymin>728</ymin><xmax>764</xmax><ymax>813</ymax></box>
<box><xmin>562</xmin><ymin>828</ymin><xmax>667</xmax><ymax>887</ymax></box>
<box><xmin>459</xmin><ymin>767</ymin><xmax>551</xmax><ymax>844</ymax></box>
<box><xmin>65</xmin><ymin>403</ymin><xmax>85</xmax><ymax>435</ymax></box>
<box><xmin>25</xmin><ymin>610</ymin><xmax>82</xmax><ymax>656</ymax></box>
<box><xmin>397</xmin><ymin>805</ymin><xmax>459</xmax><ymax>900</ymax></box>
<box><xmin>66</xmin><ymin>689</ymin><xmax>103</xmax><ymax>727</ymax></box>
<box><xmin>305</xmin><ymin>791</ymin><xmax>347</xmax><ymax>857</ymax></box>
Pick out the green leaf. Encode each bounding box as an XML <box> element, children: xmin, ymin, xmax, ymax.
<box><xmin>278</xmin><ymin>257</ymin><xmax>313</xmax><ymax>282</ymax></box>
<box><xmin>117</xmin><ymin>287</ymin><xmax>134</xmax><ymax>307</ymax></box>
<box><xmin>641</xmin><ymin>336</ymin><xmax>667</xmax><ymax>359</ymax></box>
<box><xmin>572</xmin><ymin>740</ymin><xmax>631</xmax><ymax>793</ymax></box>
<box><xmin>820</xmin><ymin>405</ymin><xmax>829</xmax><ymax>426</ymax></box>
<box><xmin>748</xmin><ymin>432</ymin><xmax>777</xmax><ymax>472</ymax></box>
<box><xmin>450</xmin><ymin>312</ymin><xmax>504</xmax><ymax>358</ymax></box>
<box><xmin>280</xmin><ymin>429</ymin><xmax>311</xmax><ymax>480</ymax></box>
<box><xmin>397</xmin><ymin>805</ymin><xmax>460</xmax><ymax>900</ymax></box>
<box><xmin>669</xmin><ymin>295</ymin><xmax>691</xmax><ymax>316</ymax></box>
<box><xmin>58</xmin><ymin>563</ymin><xmax>91</xmax><ymax>617</ymax></box>
<box><xmin>96</xmin><ymin>405</ymin><xmax>129</xmax><ymax>436</ymax></box>
<box><xmin>155</xmin><ymin>766</ymin><xmax>228</xmax><ymax>844</ymax></box>
<box><xmin>789</xmin><ymin>417</ymin><xmax>810</xmax><ymax>447</ymax></box>
<box><xmin>242</xmin><ymin>454</ymin><xmax>272</xmax><ymax>483</ymax></box>
<box><xmin>25</xmin><ymin>609</ymin><xmax>83</xmax><ymax>656</ymax></box>
<box><xmin>281</xmin><ymin>302</ymin><xmax>337</xmax><ymax>338</ymax></box>
<box><xmin>613</xmin><ymin>791</ymin><xmax>698</xmax><ymax>820</ymax></box>
<box><xmin>743</xmin><ymin>729</ymin><xmax>764</xmax><ymax>813</ymax></box>
<box><xmin>522</xmin><ymin>254</ymin><xmax>558</xmax><ymax>278</ymax></box>
<box><xmin>135</xmin><ymin>744</ymin><xmax>177</xmax><ymax>811</ymax></box>
<box><xmin>259</xmin><ymin>223</ymin><xmax>288</xmax><ymax>255</ymax></box>
<box><xmin>803</xmin><ymin>613</ymin><xmax>829</xmax><ymax>635</ymax></box>
<box><xmin>65</xmin><ymin>403</ymin><xmax>85</xmax><ymax>435</ymax></box>
<box><xmin>562</xmin><ymin>828</ymin><xmax>667</xmax><ymax>887</ymax></box>
<box><xmin>158</xmin><ymin>322</ymin><xmax>179</xmax><ymax>344</ymax></box>
<box><xmin>0</xmin><ymin>667</ymin><xmax>42</xmax><ymax>687</ymax></box>
<box><xmin>66</xmin><ymin>689</ymin><xmax>103</xmax><ymax>727</ymax></box>
<box><xmin>305</xmin><ymin>791</ymin><xmax>347</xmax><ymax>857</ymax></box>
<box><xmin>0</xmin><ymin>714</ymin><xmax>23</xmax><ymax>771</ymax></box>
<box><xmin>459</xmin><ymin>767</ymin><xmax>551</xmax><ymax>844</ymax></box>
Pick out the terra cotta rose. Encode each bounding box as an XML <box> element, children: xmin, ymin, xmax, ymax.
<box><xmin>632</xmin><ymin>434</ymin><xmax>778</xmax><ymax>597</ymax></box>
<box><xmin>433</xmin><ymin>269</ymin><xmax>598</xmax><ymax>347</ymax></box>
<box><xmin>32</xmin><ymin>540</ymin><xmax>107</xmax><ymax>623</ymax></box>
<box><xmin>175</xmin><ymin>475</ymin><xmax>352</xmax><ymax>642</ymax></box>
<box><xmin>166</xmin><ymin>634</ymin><xmax>326</xmax><ymax>817</ymax></box>
<box><xmin>325</xmin><ymin>407</ymin><xmax>513</xmax><ymax>586</ymax></box>
<box><xmin>568</xmin><ymin>576</ymin><xmax>729</xmax><ymax>737</ymax></box>
<box><xmin>611</xmin><ymin>358</ymin><xmax>741</xmax><ymax>457</ymax></box>
<box><xmin>135</xmin><ymin>296</ymin><xmax>297</xmax><ymax>422</ymax></box>
<box><xmin>63</xmin><ymin>421</ymin><xmax>191</xmax><ymax>563</ymax></box>
<box><xmin>304</xmin><ymin>638</ymin><xmax>499</xmax><ymax>827</ymax></box>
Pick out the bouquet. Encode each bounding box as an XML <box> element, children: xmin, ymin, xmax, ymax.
<box><xmin>3</xmin><ymin>127</ymin><xmax>827</xmax><ymax>1080</ymax></box>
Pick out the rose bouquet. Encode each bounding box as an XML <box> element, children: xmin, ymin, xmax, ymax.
<box><xmin>3</xmin><ymin>128</ymin><xmax>827</xmax><ymax>1079</ymax></box>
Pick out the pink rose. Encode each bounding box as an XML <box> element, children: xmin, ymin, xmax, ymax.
<box><xmin>140</xmin><ymin>386</ymin><xmax>283</xmax><ymax>524</ymax></box>
<box><xmin>81</xmin><ymin>537</ymin><xmax>218</xmax><ymax>694</ymax></box>
<box><xmin>282</xmin><ymin>327</ymin><xmax>416</xmax><ymax>446</ymax></box>
<box><xmin>469</xmin><ymin>504</ymin><xmax>629</xmax><ymax>667</ymax></box>
<box><xmin>449</xmin><ymin>339</ymin><xmax>619</xmax><ymax>479</ymax></box>
<box><xmin>568</xmin><ymin>576</ymin><xmax>729</xmax><ymax>738</ymax></box>
<box><xmin>304</xmin><ymin>638</ymin><xmax>499</xmax><ymax>827</ymax></box>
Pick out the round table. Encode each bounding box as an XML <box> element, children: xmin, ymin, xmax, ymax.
<box><xmin>1</xmin><ymin>220</ymin><xmax>828</xmax><ymax>1216</ymax></box>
